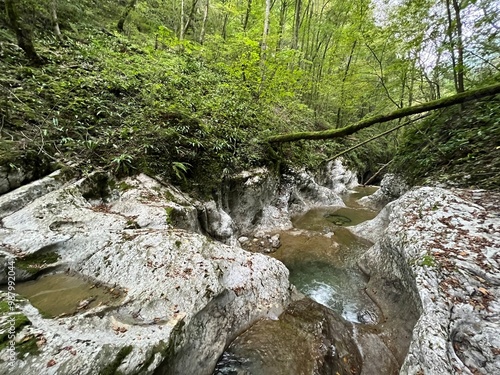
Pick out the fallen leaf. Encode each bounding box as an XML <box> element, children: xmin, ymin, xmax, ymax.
<box><xmin>478</xmin><ymin>287</ymin><xmax>489</xmax><ymax>295</ymax></box>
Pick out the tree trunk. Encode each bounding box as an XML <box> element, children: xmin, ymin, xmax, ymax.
<box><xmin>50</xmin><ymin>0</ymin><xmax>62</xmax><ymax>40</ymax></box>
<box><xmin>243</xmin><ymin>0</ymin><xmax>252</xmax><ymax>32</ymax></box>
<box><xmin>180</xmin><ymin>0</ymin><xmax>185</xmax><ymax>40</ymax></box>
<box><xmin>336</xmin><ymin>39</ymin><xmax>357</xmax><ymax>128</ymax></box>
<box><xmin>117</xmin><ymin>0</ymin><xmax>138</xmax><ymax>32</ymax></box>
<box><xmin>267</xmin><ymin>83</ymin><xmax>500</xmax><ymax>143</ymax></box>
<box><xmin>221</xmin><ymin>12</ymin><xmax>228</xmax><ymax>40</ymax></box>
<box><xmin>5</xmin><ymin>0</ymin><xmax>43</xmax><ymax>65</ymax></box>
<box><xmin>199</xmin><ymin>0</ymin><xmax>209</xmax><ymax>44</ymax></box>
<box><xmin>183</xmin><ymin>0</ymin><xmax>200</xmax><ymax>38</ymax></box>
<box><xmin>261</xmin><ymin>0</ymin><xmax>271</xmax><ymax>59</ymax></box>
<box><xmin>292</xmin><ymin>0</ymin><xmax>301</xmax><ymax>49</ymax></box>
<box><xmin>277</xmin><ymin>0</ymin><xmax>287</xmax><ymax>50</ymax></box>
<box><xmin>452</xmin><ymin>0</ymin><xmax>465</xmax><ymax>93</ymax></box>
<box><xmin>445</xmin><ymin>0</ymin><xmax>459</xmax><ymax>93</ymax></box>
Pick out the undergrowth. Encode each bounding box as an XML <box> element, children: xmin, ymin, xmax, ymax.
<box><xmin>392</xmin><ymin>96</ymin><xmax>500</xmax><ymax>191</ymax></box>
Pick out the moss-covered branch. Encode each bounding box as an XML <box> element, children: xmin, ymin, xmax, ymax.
<box><xmin>267</xmin><ymin>83</ymin><xmax>500</xmax><ymax>143</ymax></box>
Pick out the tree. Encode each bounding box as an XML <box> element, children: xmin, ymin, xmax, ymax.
<box><xmin>199</xmin><ymin>0</ymin><xmax>210</xmax><ymax>44</ymax></box>
<box><xmin>267</xmin><ymin>83</ymin><xmax>500</xmax><ymax>143</ymax></box>
<box><xmin>50</xmin><ymin>0</ymin><xmax>62</xmax><ymax>40</ymax></box>
<box><xmin>117</xmin><ymin>0</ymin><xmax>138</xmax><ymax>32</ymax></box>
<box><xmin>5</xmin><ymin>0</ymin><xmax>43</xmax><ymax>65</ymax></box>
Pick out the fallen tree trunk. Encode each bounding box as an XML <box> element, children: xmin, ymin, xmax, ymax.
<box><xmin>324</xmin><ymin>114</ymin><xmax>429</xmax><ymax>162</ymax></box>
<box><xmin>267</xmin><ymin>83</ymin><xmax>500</xmax><ymax>143</ymax></box>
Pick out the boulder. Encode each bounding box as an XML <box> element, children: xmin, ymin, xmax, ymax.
<box><xmin>220</xmin><ymin>163</ymin><xmax>354</xmax><ymax>237</ymax></box>
<box><xmin>0</xmin><ymin>173</ymin><xmax>291</xmax><ymax>375</ymax></box>
<box><xmin>316</xmin><ymin>159</ymin><xmax>359</xmax><ymax>195</ymax></box>
<box><xmin>358</xmin><ymin>187</ymin><xmax>500</xmax><ymax>375</ymax></box>
<box><xmin>357</xmin><ymin>173</ymin><xmax>409</xmax><ymax>211</ymax></box>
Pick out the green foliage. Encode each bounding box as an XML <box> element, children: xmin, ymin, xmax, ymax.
<box><xmin>0</xmin><ymin>0</ymin><xmax>497</xmax><ymax>194</ymax></box>
<box><xmin>392</xmin><ymin>94</ymin><xmax>500</xmax><ymax>191</ymax></box>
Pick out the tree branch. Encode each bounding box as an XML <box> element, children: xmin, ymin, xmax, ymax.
<box><xmin>267</xmin><ymin>83</ymin><xmax>500</xmax><ymax>143</ymax></box>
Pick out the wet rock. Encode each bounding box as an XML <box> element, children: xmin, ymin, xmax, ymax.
<box><xmin>0</xmin><ymin>165</ymin><xmax>28</xmax><ymax>194</ymax></box>
<box><xmin>288</xmin><ymin>170</ymin><xmax>346</xmax><ymax>214</ymax></box>
<box><xmin>221</xmin><ymin>168</ymin><xmax>281</xmax><ymax>235</ymax></box>
<box><xmin>238</xmin><ymin>236</ymin><xmax>249</xmax><ymax>244</ymax></box>
<box><xmin>0</xmin><ymin>169</ymin><xmax>64</xmax><ymax>220</ymax></box>
<box><xmin>358</xmin><ymin>187</ymin><xmax>500</xmax><ymax>375</ymax></box>
<box><xmin>221</xmin><ymin>162</ymin><xmax>355</xmax><ymax>236</ymax></box>
<box><xmin>215</xmin><ymin>298</ymin><xmax>362</xmax><ymax>375</ymax></box>
<box><xmin>0</xmin><ymin>173</ymin><xmax>291</xmax><ymax>375</ymax></box>
<box><xmin>270</xmin><ymin>234</ymin><xmax>280</xmax><ymax>248</ymax></box>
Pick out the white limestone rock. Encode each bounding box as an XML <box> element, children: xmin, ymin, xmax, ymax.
<box><xmin>357</xmin><ymin>173</ymin><xmax>409</xmax><ymax>210</ymax></box>
<box><xmin>0</xmin><ymin>174</ymin><xmax>291</xmax><ymax>375</ymax></box>
<box><xmin>358</xmin><ymin>187</ymin><xmax>500</xmax><ymax>375</ymax></box>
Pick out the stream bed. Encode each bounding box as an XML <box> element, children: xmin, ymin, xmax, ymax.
<box><xmin>215</xmin><ymin>186</ymin><xmax>417</xmax><ymax>375</ymax></box>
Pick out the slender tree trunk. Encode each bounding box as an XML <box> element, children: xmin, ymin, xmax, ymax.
<box><xmin>50</xmin><ymin>0</ymin><xmax>62</xmax><ymax>40</ymax></box>
<box><xmin>261</xmin><ymin>0</ymin><xmax>271</xmax><ymax>59</ymax></box>
<box><xmin>222</xmin><ymin>13</ymin><xmax>228</xmax><ymax>40</ymax></box>
<box><xmin>301</xmin><ymin>0</ymin><xmax>312</xmax><ymax>59</ymax></box>
<box><xmin>277</xmin><ymin>0</ymin><xmax>287</xmax><ymax>50</ymax></box>
<box><xmin>243</xmin><ymin>0</ymin><xmax>252</xmax><ymax>32</ymax></box>
<box><xmin>445</xmin><ymin>0</ymin><xmax>459</xmax><ymax>93</ymax></box>
<box><xmin>5</xmin><ymin>0</ymin><xmax>43</xmax><ymax>65</ymax></box>
<box><xmin>199</xmin><ymin>0</ymin><xmax>209</xmax><ymax>44</ymax></box>
<box><xmin>336</xmin><ymin>40</ymin><xmax>357</xmax><ymax>128</ymax></box>
<box><xmin>180</xmin><ymin>0</ymin><xmax>185</xmax><ymax>40</ymax></box>
<box><xmin>183</xmin><ymin>0</ymin><xmax>200</xmax><ymax>38</ymax></box>
<box><xmin>452</xmin><ymin>0</ymin><xmax>465</xmax><ymax>92</ymax></box>
<box><xmin>117</xmin><ymin>0</ymin><xmax>138</xmax><ymax>32</ymax></box>
<box><xmin>267</xmin><ymin>83</ymin><xmax>500</xmax><ymax>143</ymax></box>
<box><xmin>292</xmin><ymin>0</ymin><xmax>301</xmax><ymax>49</ymax></box>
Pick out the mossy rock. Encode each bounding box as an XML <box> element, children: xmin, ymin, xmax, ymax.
<box><xmin>16</xmin><ymin>251</ymin><xmax>60</xmax><ymax>276</ymax></box>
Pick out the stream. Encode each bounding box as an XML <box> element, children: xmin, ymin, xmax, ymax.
<box><xmin>214</xmin><ymin>186</ymin><xmax>417</xmax><ymax>375</ymax></box>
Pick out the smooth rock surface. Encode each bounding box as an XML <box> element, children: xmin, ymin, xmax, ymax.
<box><xmin>316</xmin><ymin>159</ymin><xmax>359</xmax><ymax>195</ymax></box>
<box><xmin>222</xmin><ymin>165</ymin><xmax>353</xmax><ymax>237</ymax></box>
<box><xmin>0</xmin><ymin>174</ymin><xmax>291</xmax><ymax>375</ymax></box>
<box><xmin>357</xmin><ymin>173</ymin><xmax>409</xmax><ymax>211</ymax></box>
<box><xmin>358</xmin><ymin>187</ymin><xmax>500</xmax><ymax>375</ymax></box>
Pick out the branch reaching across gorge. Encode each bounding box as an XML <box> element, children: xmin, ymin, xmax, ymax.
<box><xmin>266</xmin><ymin>82</ymin><xmax>500</xmax><ymax>143</ymax></box>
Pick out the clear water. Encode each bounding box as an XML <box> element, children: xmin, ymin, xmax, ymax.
<box><xmin>12</xmin><ymin>273</ymin><xmax>123</xmax><ymax>317</ymax></box>
<box><xmin>215</xmin><ymin>186</ymin><xmax>385</xmax><ymax>374</ymax></box>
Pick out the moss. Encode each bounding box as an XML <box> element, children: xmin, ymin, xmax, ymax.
<box><xmin>125</xmin><ymin>219</ymin><xmax>140</xmax><ymax>229</ymax></box>
<box><xmin>81</xmin><ymin>173</ymin><xmax>112</xmax><ymax>200</ymax></box>
<box><xmin>0</xmin><ymin>301</ymin><xmax>9</xmax><ymax>313</ymax></box>
<box><xmin>135</xmin><ymin>341</ymin><xmax>168</xmax><ymax>374</ymax></box>
<box><xmin>393</xmin><ymin>96</ymin><xmax>500</xmax><ymax>191</ymax></box>
<box><xmin>0</xmin><ymin>140</ymin><xmax>22</xmax><ymax>166</ymax></box>
<box><xmin>16</xmin><ymin>251</ymin><xmax>60</xmax><ymax>275</ymax></box>
<box><xmin>164</xmin><ymin>206</ymin><xmax>174</xmax><ymax>226</ymax></box>
<box><xmin>117</xmin><ymin>181</ymin><xmax>134</xmax><ymax>192</ymax></box>
<box><xmin>420</xmin><ymin>254</ymin><xmax>436</xmax><ymax>267</ymax></box>
<box><xmin>16</xmin><ymin>335</ymin><xmax>40</xmax><ymax>359</ymax></box>
<box><xmin>99</xmin><ymin>345</ymin><xmax>133</xmax><ymax>375</ymax></box>
<box><xmin>0</xmin><ymin>314</ymin><xmax>32</xmax><ymax>351</ymax></box>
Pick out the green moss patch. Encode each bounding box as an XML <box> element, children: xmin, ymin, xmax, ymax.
<box><xmin>16</xmin><ymin>251</ymin><xmax>60</xmax><ymax>275</ymax></box>
<box><xmin>99</xmin><ymin>345</ymin><xmax>133</xmax><ymax>375</ymax></box>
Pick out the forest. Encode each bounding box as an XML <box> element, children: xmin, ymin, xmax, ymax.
<box><xmin>1</xmin><ymin>0</ymin><xmax>499</xmax><ymax>192</ymax></box>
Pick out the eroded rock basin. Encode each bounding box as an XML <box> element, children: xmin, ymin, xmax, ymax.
<box><xmin>216</xmin><ymin>186</ymin><xmax>417</xmax><ymax>374</ymax></box>
<box><xmin>8</xmin><ymin>273</ymin><xmax>124</xmax><ymax>318</ymax></box>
